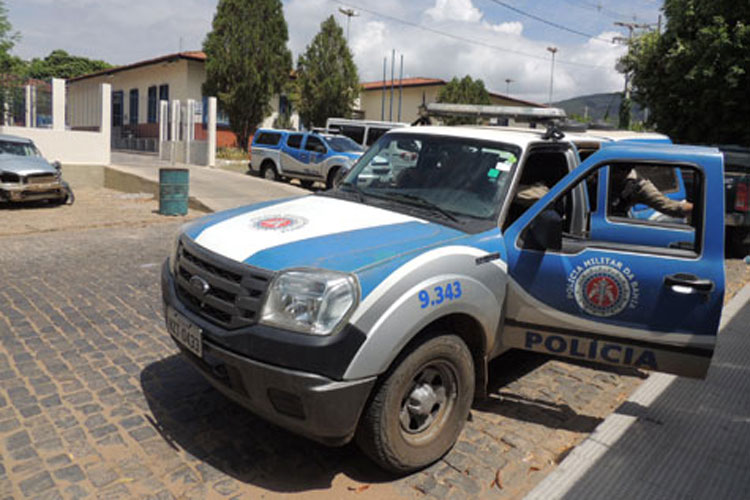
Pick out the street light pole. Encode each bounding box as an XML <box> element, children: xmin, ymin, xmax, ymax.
<box><xmin>338</xmin><ymin>7</ymin><xmax>359</xmax><ymax>43</ymax></box>
<box><xmin>504</xmin><ymin>78</ymin><xmax>514</xmax><ymax>95</ymax></box>
<box><xmin>546</xmin><ymin>46</ymin><xmax>558</xmax><ymax>105</ymax></box>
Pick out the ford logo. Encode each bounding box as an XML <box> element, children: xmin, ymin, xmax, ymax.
<box><xmin>189</xmin><ymin>275</ymin><xmax>210</xmax><ymax>296</ymax></box>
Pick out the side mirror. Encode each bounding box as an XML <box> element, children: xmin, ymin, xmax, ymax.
<box><xmin>524</xmin><ymin>209</ymin><xmax>562</xmax><ymax>251</ymax></box>
<box><xmin>52</xmin><ymin>160</ymin><xmax>62</xmax><ymax>171</ymax></box>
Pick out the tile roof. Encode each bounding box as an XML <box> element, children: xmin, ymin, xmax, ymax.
<box><xmin>68</xmin><ymin>51</ymin><xmax>207</xmax><ymax>82</ymax></box>
<box><xmin>360</xmin><ymin>78</ymin><xmax>446</xmax><ymax>90</ymax></box>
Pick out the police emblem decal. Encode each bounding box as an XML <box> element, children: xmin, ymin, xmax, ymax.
<box><xmin>251</xmin><ymin>215</ymin><xmax>308</xmax><ymax>232</ymax></box>
<box><xmin>567</xmin><ymin>259</ymin><xmax>639</xmax><ymax>317</ymax></box>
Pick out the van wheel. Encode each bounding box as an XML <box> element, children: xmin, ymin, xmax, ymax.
<box><xmin>261</xmin><ymin>162</ymin><xmax>279</xmax><ymax>181</ymax></box>
<box><xmin>326</xmin><ymin>167</ymin><xmax>343</xmax><ymax>189</ymax></box>
<box><xmin>356</xmin><ymin>334</ymin><xmax>474</xmax><ymax>473</ymax></box>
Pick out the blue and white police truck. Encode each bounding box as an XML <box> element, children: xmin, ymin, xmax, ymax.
<box><xmin>249</xmin><ymin>129</ymin><xmax>363</xmax><ymax>189</ymax></box>
<box><xmin>162</xmin><ymin>114</ymin><xmax>725</xmax><ymax>472</ymax></box>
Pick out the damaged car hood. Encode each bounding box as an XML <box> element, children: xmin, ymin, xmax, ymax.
<box><xmin>0</xmin><ymin>155</ymin><xmax>55</xmax><ymax>176</ymax></box>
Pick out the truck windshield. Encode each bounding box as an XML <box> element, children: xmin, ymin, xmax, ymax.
<box><xmin>340</xmin><ymin>133</ymin><xmax>519</xmax><ymax>222</ymax></box>
<box><xmin>325</xmin><ymin>135</ymin><xmax>363</xmax><ymax>153</ymax></box>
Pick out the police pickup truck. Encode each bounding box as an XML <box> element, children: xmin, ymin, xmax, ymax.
<box><xmin>162</xmin><ymin>118</ymin><xmax>724</xmax><ymax>472</ymax></box>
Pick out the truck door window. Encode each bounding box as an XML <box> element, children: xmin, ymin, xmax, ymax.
<box><xmin>339</xmin><ymin>125</ymin><xmax>365</xmax><ymax>145</ymax></box>
<box><xmin>524</xmin><ymin>162</ymin><xmax>703</xmax><ymax>256</ymax></box>
<box><xmin>286</xmin><ymin>134</ymin><xmax>303</xmax><ymax>149</ymax></box>
<box><xmin>607</xmin><ymin>164</ymin><xmax>693</xmax><ymax>224</ymax></box>
<box><xmin>504</xmin><ymin>150</ymin><xmax>571</xmax><ymax>230</ymax></box>
<box><xmin>305</xmin><ymin>135</ymin><xmax>326</xmax><ymax>153</ymax></box>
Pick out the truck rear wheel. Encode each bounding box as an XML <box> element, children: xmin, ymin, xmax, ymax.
<box><xmin>356</xmin><ymin>334</ymin><xmax>474</xmax><ymax>473</ymax></box>
<box><xmin>260</xmin><ymin>161</ymin><xmax>279</xmax><ymax>182</ymax></box>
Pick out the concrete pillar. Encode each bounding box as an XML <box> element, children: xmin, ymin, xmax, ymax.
<box><xmin>158</xmin><ymin>100</ymin><xmax>169</xmax><ymax>158</ymax></box>
<box><xmin>185</xmin><ymin>99</ymin><xmax>195</xmax><ymax>164</ymax></box>
<box><xmin>186</xmin><ymin>99</ymin><xmax>195</xmax><ymax>141</ymax></box>
<box><xmin>25</xmin><ymin>85</ymin><xmax>32</xmax><ymax>127</ymax></box>
<box><xmin>100</xmin><ymin>83</ymin><xmax>111</xmax><ymax>165</ymax></box>
<box><xmin>30</xmin><ymin>86</ymin><xmax>37</xmax><ymax>127</ymax></box>
<box><xmin>208</xmin><ymin>97</ymin><xmax>217</xmax><ymax>167</ymax></box>
<box><xmin>52</xmin><ymin>78</ymin><xmax>66</xmax><ymax>131</ymax></box>
<box><xmin>170</xmin><ymin>100</ymin><xmax>180</xmax><ymax>142</ymax></box>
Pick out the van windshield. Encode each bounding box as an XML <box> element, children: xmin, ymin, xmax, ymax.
<box><xmin>339</xmin><ymin>133</ymin><xmax>519</xmax><ymax>224</ymax></box>
<box><xmin>325</xmin><ymin>135</ymin><xmax>363</xmax><ymax>153</ymax></box>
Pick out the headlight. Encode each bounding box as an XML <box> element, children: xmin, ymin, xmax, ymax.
<box><xmin>261</xmin><ymin>269</ymin><xmax>359</xmax><ymax>335</ymax></box>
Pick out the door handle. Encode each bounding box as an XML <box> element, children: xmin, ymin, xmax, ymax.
<box><xmin>664</xmin><ymin>273</ymin><xmax>714</xmax><ymax>294</ymax></box>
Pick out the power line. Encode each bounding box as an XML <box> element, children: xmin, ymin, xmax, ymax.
<box><xmin>327</xmin><ymin>0</ymin><xmax>614</xmax><ymax>70</ymax></box>
<box><xmin>483</xmin><ymin>0</ymin><xmax>614</xmax><ymax>43</ymax></box>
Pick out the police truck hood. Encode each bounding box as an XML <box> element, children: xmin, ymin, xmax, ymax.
<box><xmin>184</xmin><ymin>196</ymin><xmax>466</xmax><ymax>272</ymax></box>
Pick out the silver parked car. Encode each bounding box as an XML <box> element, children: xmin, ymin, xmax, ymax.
<box><xmin>0</xmin><ymin>134</ymin><xmax>73</xmax><ymax>205</ymax></box>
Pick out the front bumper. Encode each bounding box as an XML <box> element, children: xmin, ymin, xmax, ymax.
<box><xmin>161</xmin><ymin>261</ymin><xmax>376</xmax><ymax>446</ymax></box>
<box><xmin>0</xmin><ymin>181</ymin><xmax>67</xmax><ymax>202</ymax></box>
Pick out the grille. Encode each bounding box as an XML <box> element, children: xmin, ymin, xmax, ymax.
<box><xmin>26</xmin><ymin>174</ymin><xmax>57</xmax><ymax>185</ymax></box>
<box><xmin>175</xmin><ymin>240</ymin><xmax>273</xmax><ymax>329</ymax></box>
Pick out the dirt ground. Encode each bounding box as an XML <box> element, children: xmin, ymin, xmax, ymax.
<box><xmin>0</xmin><ymin>186</ymin><xmax>202</xmax><ymax>237</ymax></box>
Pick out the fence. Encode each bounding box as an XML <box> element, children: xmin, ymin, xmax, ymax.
<box><xmin>158</xmin><ymin>97</ymin><xmax>216</xmax><ymax>167</ymax></box>
<box><xmin>0</xmin><ymin>78</ymin><xmax>110</xmax><ymax>165</ymax></box>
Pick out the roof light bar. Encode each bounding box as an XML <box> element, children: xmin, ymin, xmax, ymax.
<box><xmin>424</xmin><ymin>102</ymin><xmax>566</xmax><ymax>121</ymax></box>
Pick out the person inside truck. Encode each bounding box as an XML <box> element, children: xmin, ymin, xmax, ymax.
<box><xmin>608</xmin><ymin>164</ymin><xmax>693</xmax><ymax>219</ymax></box>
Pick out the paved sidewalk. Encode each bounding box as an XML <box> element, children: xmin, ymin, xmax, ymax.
<box><xmin>110</xmin><ymin>152</ymin><xmax>307</xmax><ymax>212</ymax></box>
<box><xmin>526</xmin><ymin>283</ymin><xmax>750</xmax><ymax>500</ymax></box>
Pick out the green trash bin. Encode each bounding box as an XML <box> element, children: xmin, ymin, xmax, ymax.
<box><xmin>159</xmin><ymin>168</ymin><xmax>189</xmax><ymax>216</ymax></box>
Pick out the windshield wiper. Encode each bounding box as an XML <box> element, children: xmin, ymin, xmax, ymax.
<box><xmin>367</xmin><ymin>191</ymin><xmax>460</xmax><ymax>223</ymax></box>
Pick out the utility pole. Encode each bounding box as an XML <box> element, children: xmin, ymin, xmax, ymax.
<box><xmin>613</xmin><ymin>21</ymin><xmax>653</xmax><ymax>127</ymax></box>
<box><xmin>338</xmin><ymin>7</ymin><xmax>358</xmax><ymax>43</ymax></box>
<box><xmin>504</xmin><ymin>78</ymin><xmax>514</xmax><ymax>95</ymax></box>
<box><xmin>546</xmin><ymin>46</ymin><xmax>557</xmax><ymax>105</ymax></box>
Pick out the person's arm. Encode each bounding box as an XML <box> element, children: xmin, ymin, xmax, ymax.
<box><xmin>633</xmin><ymin>179</ymin><xmax>693</xmax><ymax>218</ymax></box>
<box><xmin>515</xmin><ymin>182</ymin><xmax>550</xmax><ymax>207</ymax></box>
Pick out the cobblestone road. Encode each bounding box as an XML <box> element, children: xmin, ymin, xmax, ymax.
<box><xmin>0</xmin><ymin>215</ymin><xmax>648</xmax><ymax>499</ymax></box>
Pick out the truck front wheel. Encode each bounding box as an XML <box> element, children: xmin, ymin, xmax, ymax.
<box><xmin>356</xmin><ymin>334</ymin><xmax>474</xmax><ymax>473</ymax></box>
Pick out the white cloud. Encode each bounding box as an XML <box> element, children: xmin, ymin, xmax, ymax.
<box><xmin>425</xmin><ymin>0</ymin><xmax>483</xmax><ymax>23</ymax></box>
<box><xmin>487</xmin><ymin>21</ymin><xmax>523</xmax><ymax>35</ymax></box>
<box><xmin>8</xmin><ymin>0</ymin><xmax>630</xmax><ymax>103</ymax></box>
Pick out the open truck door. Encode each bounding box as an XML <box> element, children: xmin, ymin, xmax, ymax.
<box><xmin>502</xmin><ymin>144</ymin><xmax>725</xmax><ymax>378</ymax></box>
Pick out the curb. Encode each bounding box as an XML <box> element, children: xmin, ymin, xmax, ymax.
<box><xmin>103</xmin><ymin>166</ymin><xmax>214</xmax><ymax>214</ymax></box>
<box><xmin>525</xmin><ymin>281</ymin><xmax>750</xmax><ymax>500</ymax></box>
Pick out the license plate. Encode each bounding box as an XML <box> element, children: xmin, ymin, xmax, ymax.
<box><xmin>166</xmin><ymin>307</ymin><xmax>203</xmax><ymax>357</ymax></box>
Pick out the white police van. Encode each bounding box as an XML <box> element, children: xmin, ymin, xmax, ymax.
<box><xmin>162</xmin><ymin>116</ymin><xmax>725</xmax><ymax>472</ymax></box>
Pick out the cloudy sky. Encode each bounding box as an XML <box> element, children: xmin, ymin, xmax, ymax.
<box><xmin>6</xmin><ymin>0</ymin><xmax>662</xmax><ymax>103</ymax></box>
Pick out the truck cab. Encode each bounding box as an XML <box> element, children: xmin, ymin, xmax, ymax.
<box><xmin>162</xmin><ymin>123</ymin><xmax>725</xmax><ymax>473</ymax></box>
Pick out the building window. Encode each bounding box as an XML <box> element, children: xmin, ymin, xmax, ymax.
<box><xmin>129</xmin><ymin>88</ymin><xmax>139</xmax><ymax>125</ymax></box>
<box><xmin>147</xmin><ymin>86</ymin><xmax>157</xmax><ymax>123</ymax></box>
<box><xmin>112</xmin><ymin>90</ymin><xmax>123</xmax><ymax>127</ymax></box>
<box><xmin>159</xmin><ymin>84</ymin><xmax>169</xmax><ymax>103</ymax></box>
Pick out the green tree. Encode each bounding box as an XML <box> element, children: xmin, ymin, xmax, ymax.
<box><xmin>202</xmin><ymin>0</ymin><xmax>292</xmax><ymax>150</ymax></box>
<box><xmin>296</xmin><ymin>15</ymin><xmax>359</xmax><ymax>128</ymax></box>
<box><xmin>0</xmin><ymin>0</ymin><xmax>23</xmax><ymax>74</ymax></box>
<box><xmin>26</xmin><ymin>50</ymin><xmax>112</xmax><ymax>80</ymax></box>
<box><xmin>436</xmin><ymin>75</ymin><xmax>491</xmax><ymax>125</ymax></box>
<box><xmin>621</xmin><ymin>0</ymin><xmax>750</xmax><ymax>144</ymax></box>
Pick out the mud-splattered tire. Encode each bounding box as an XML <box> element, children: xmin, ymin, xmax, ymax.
<box><xmin>356</xmin><ymin>334</ymin><xmax>474</xmax><ymax>473</ymax></box>
<box><xmin>261</xmin><ymin>161</ymin><xmax>279</xmax><ymax>181</ymax></box>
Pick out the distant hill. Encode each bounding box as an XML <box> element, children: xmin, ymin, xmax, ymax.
<box><xmin>553</xmin><ymin>92</ymin><xmax>646</xmax><ymax>124</ymax></box>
